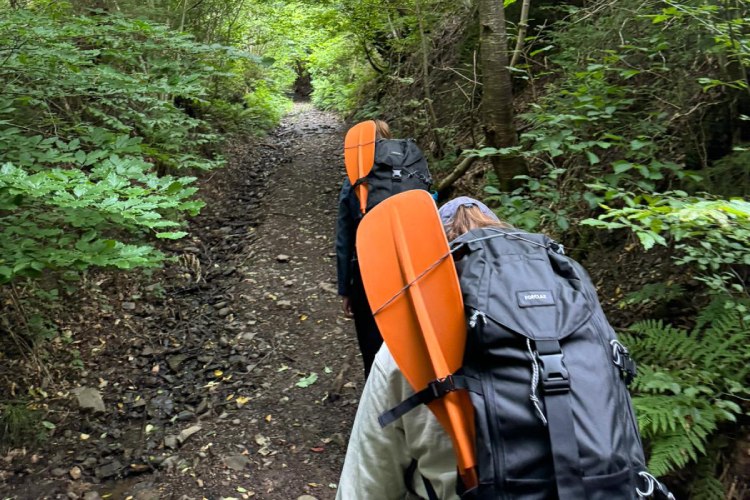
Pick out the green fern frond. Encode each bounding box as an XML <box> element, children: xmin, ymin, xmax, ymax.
<box><xmin>689</xmin><ymin>439</ymin><xmax>728</xmax><ymax>500</ymax></box>
<box><xmin>622</xmin><ymin>305</ymin><xmax>749</xmax><ymax>482</ymax></box>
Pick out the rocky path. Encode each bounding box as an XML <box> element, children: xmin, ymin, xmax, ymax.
<box><xmin>1</xmin><ymin>105</ymin><xmax>363</xmax><ymax>499</ymax></box>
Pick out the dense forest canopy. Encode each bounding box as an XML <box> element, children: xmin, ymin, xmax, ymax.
<box><xmin>1</xmin><ymin>0</ymin><xmax>749</xmax><ymax>498</ymax></box>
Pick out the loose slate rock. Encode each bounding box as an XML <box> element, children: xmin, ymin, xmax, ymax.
<box><xmin>51</xmin><ymin>467</ymin><xmax>67</xmax><ymax>477</ymax></box>
<box><xmin>72</xmin><ymin>387</ymin><xmax>106</xmax><ymax>413</ymax></box>
<box><xmin>167</xmin><ymin>354</ymin><xmax>188</xmax><ymax>372</ymax></box>
<box><xmin>178</xmin><ymin>425</ymin><xmax>201</xmax><ymax>444</ymax></box>
<box><xmin>94</xmin><ymin>460</ymin><xmax>123</xmax><ymax>479</ymax></box>
<box><xmin>223</xmin><ymin>454</ymin><xmax>250</xmax><ymax>471</ymax></box>
<box><xmin>276</xmin><ymin>254</ymin><xmax>290</xmax><ymax>263</ymax></box>
<box><xmin>164</xmin><ymin>435</ymin><xmax>179</xmax><ymax>450</ymax></box>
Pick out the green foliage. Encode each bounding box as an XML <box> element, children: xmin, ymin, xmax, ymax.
<box><xmin>0</xmin><ymin>402</ymin><xmax>46</xmax><ymax>448</ymax></box>
<box><xmin>621</xmin><ymin>303</ymin><xmax>749</xmax><ymax>479</ymax></box>
<box><xmin>620</xmin><ymin>282</ymin><xmax>685</xmax><ymax>308</ymax></box>
<box><xmin>243</xmin><ymin>82</ymin><xmax>293</xmax><ymax>131</ymax></box>
<box><xmin>583</xmin><ymin>194</ymin><xmax>750</xmax><ymax>302</ymax></box>
<box><xmin>0</xmin><ymin>6</ymin><xmax>277</xmax><ymax>284</ymax></box>
<box><xmin>491</xmin><ymin>0</ymin><xmax>744</xmax><ymax>232</ymax></box>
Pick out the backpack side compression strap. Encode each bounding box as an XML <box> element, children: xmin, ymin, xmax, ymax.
<box><xmin>378</xmin><ymin>374</ymin><xmax>483</xmax><ymax>428</ymax></box>
<box><xmin>536</xmin><ymin>339</ymin><xmax>586</xmax><ymax>499</ymax></box>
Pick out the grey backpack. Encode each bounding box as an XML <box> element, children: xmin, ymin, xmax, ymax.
<box><xmin>380</xmin><ymin>227</ymin><xmax>675</xmax><ymax>499</ymax></box>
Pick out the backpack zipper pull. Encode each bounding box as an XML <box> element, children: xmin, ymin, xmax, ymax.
<box><xmin>469</xmin><ymin>310</ymin><xmax>487</xmax><ymax>329</ymax></box>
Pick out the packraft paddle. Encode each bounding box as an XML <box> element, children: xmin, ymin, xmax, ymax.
<box><xmin>343</xmin><ymin>120</ymin><xmax>377</xmax><ymax>214</ymax></box>
<box><xmin>355</xmin><ymin>190</ymin><xmax>478</xmax><ymax>489</ymax></box>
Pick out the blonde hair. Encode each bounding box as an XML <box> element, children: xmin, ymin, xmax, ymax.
<box><xmin>374</xmin><ymin>119</ymin><xmax>392</xmax><ymax>139</ymax></box>
<box><xmin>444</xmin><ymin>205</ymin><xmax>510</xmax><ymax>241</ymax></box>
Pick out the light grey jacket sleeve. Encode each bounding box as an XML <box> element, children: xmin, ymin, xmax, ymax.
<box><xmin>336</xmin><ymin>346</ymin><xmax>458</xmax><ymax>500</ymax></box>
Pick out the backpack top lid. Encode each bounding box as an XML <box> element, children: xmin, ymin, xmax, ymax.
<box><xmin>452</xmin><ymin>227</ymin><xmax>593</xmax><ymax>341</ymax></box>
<box><xmin>374</xmin><ymin>138</ymin><xmax>426</xmax><ymax>170</ymax></box>
<box><xmin>360</xmin><ymin>139</ymin><xmax>432</xmax><ymax>213</ymax></box>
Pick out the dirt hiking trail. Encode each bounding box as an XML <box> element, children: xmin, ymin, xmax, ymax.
<box><xmin>2</xmin><ymin>105</ymin><xmax>363</xmax><ymax>499</ymax></box>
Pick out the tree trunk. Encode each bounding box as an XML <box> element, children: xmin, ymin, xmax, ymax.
<box><xmin>415</xmin><ymin>0</ymin><xmax>444</xmax><ymax>157</ymax></box>
<box><xmin>510</xmin><ymin>0</ymin><xmax>532</xmax><ymax>68</ymax></box>
<box><xmin>479</xmin><ymin>0</ymin><xmax>527</xmax><ymax>192</ymax></box>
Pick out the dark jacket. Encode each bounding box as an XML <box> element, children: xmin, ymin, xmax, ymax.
<box><xmin>336</xmin><ymin>179</ymin><xmax>362</xmax><ymax>296</ymax></box>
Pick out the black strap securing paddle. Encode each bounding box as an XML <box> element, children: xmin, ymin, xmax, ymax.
<box><xmin>378</xmin><ymin>374</ymin><xmax>483</xmax><ymax>428</ymax></box>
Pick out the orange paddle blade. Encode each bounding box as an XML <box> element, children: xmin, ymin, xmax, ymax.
<box><xmin>344</xmin><ymin>120</ymin><xmax>377</xmax><ymax>214</ymax></box>
<box><xmin>356</xmin><ymin>190</ymin><xmax>477</xmax><ymax>487</ymax></box>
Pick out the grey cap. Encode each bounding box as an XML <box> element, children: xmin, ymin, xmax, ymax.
<box><xmin>438</xmin><ymin>196</ymin><xmax>499</xmax><ymax>225</ymax></box>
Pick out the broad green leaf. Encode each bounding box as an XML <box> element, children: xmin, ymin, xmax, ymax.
<box><xmin>296</xmin><ymin>373</ymin><xmax>318</xmax><ymax>388</ymax></box>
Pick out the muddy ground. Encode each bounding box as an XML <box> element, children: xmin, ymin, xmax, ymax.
<box><xmin>1</xmin><ymin>105</ymin><xmax>362</xmax><ymax>499</ymax></box>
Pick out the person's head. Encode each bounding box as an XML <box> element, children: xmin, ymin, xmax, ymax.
<box><xmin>374</xmin><ymin>120</ymin><xmax>392</xmax><ymax>139</ymax></box>
<box><xmin>439</xmin><ymin>196</ymin><xmax>510</xmax><ymax>240</ymax></box>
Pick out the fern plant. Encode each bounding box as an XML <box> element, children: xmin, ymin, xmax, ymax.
<box><xmin>620</xmin><ymin>301</ymin><xmax>749</xmax><ymax>484</ymax></box>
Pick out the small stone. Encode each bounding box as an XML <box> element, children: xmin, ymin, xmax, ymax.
<box><xmin>241</xmin><ymin>332</ymin><xmax>256</xmax><ymax>342</ymax></box>
<box><xmin>160</xmin><ymin>456</ymin><xmax>179</xmax><ymax>470</ymax></box>
<box><xmin>218</xmin><ymin>307</ymin><xmax>231</xmax><ymax>317</ymax></box>
<box><xmin>283</xmin><ymin>280</ymin><xmax>295</xmax><ymax>287</ymax></box>
<box><xmin>318</xmin><ymin>282</ymin><xmax>337</xmax><ymax>294</ymax></box>
<box><xmin>276</xmin><ymin>254</ymin><xmax>290</xmax><ymax>263</ymax></box>
<box><xmin>228</xmin><ymin>355</ymin><xmax>247</xmax><ymax>365</ymax></box>
<box><xmin>121</xmin><ymin>302</ymin><xmax>136</xmax><ymax>311</ymax></box>
<box><xmin>51</xmin><ymin>467</ymin><xmax>67</xmax><ymax>477</ymax></box>
<box><xmin>83</xmin><ymin>492</ymin><xmax>102</xmax><ymax>500</ymax></box>
<box><xmin>232</xmin><ymin>419</ymin><xmax>241</xmax><ymax>425</ymax></box>
<box><xmin>277</xmin><ymin>300</ymin><xmax>292</xmax><ymax>309</ymax></box>
<box><xmin>176</xmin><ymin>410</ymin><xmax>194</xmax><ymax>421</ymax></box>
<box><xmin>72</xmin><ymin>387</ymin><xmax>106</xmax><ymax>413</ymax></box>
<box><xmin>133</xmin><ymin>487</ymin><xmax>161</xmax><ymax>500</ymax></box>
<box><xmin>164</xmin><ymin>435</ymin><xmax>179</xmax><ymax>450</ymax></box>
<box><xmin>94</xmin><ymin>460</ymin><xmax>122</xmax><ymax>479</ymax></box>
<box><xmin>69</xmin><ymin>466</ymin><xmax>82</xmax><ymax>480</ymax></box>
<box><xmin>177</xmin><ymin>425</ymin><xmax>201</xmax><ymax>444</ymax></box>
<box><xmin>297</xmin><ymin>496</ymin><xmax>319</xmax><ymax>500</ymax></box>
<box><xmin>223</xmin><ymin>454</ymin><xmax>250</xmax><ymax>471</ymax></box>
<box><xmin>166</xmin><ymin>354</ymin><xmax>188</xmax><ymax>372</ymax></box>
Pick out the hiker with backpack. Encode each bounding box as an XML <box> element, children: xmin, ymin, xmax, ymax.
<box><xmin>336</xmin><ymin>120</ymin><xmax>432</xmax><ymax>377</ymax></box>
<box><xmin>336</xmin><ymin>196</ymin><xmax>675</xmax><ymax>499</ymax></box>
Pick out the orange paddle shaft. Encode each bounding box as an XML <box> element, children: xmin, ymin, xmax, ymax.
<box><xmin>391</xmin><ymin>210</ymin><xmax>478</xmax><ymax>484</ymax></box>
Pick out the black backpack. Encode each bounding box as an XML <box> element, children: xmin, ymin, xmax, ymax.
<box><xmin>356</xmin><ymin>138</ymin><xmax>432</xmax><ymax>213</ymax></box>
<box><xmin>380</xmin><ymin>227</ymin><xmax>675</xmax><ymax>500</ymax></box>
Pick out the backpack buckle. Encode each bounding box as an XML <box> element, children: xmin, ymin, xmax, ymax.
<box><xmin>428</xmin><ymin>375</ymin><xmax>457</xmax><ymax>398</ymax></box>
<box><xmin>539</xmin><ymin>353</ymin><xmax>570</xmax><ymax>394</ymax></box>
<box><xmin>611</xmin><ymin>340</ymin><xmax>637</xmax><ymax>385</ymax></box>
<box><xmin>392</xmin><ymin>169</ymin><xmax>403</xmax><ymax>182</ymax></box>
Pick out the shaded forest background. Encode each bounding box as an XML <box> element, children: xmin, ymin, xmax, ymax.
<box><xmin>1</xmin><ymin>0</ymin><xmax>749</xmax><ymax>498</ymax></box>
